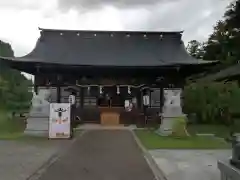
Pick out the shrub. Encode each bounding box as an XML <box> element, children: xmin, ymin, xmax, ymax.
<box><xmin>183</xmin><ymin>81</ymin><xmax>240</xmax><ymax>125</ymax></box>
<box><xmin>171</xmin><ymin>116</ymin><xmax>189</xmax><ymax>137</ymax></box>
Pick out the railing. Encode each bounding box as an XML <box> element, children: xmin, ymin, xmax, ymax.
<box><xmin>218</xmin><ymin>160</ymin><xmax>240</xmax><ymax>180</ymax></box>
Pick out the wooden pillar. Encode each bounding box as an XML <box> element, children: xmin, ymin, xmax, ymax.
<box><xmin>160</xmin><ymin>86</ymin><xmax>164</xmax><ymax>114</ymax></box>
<box><xmin>137</xmin><ymin>88</ymin><xmax>142</xmax><ymax>109</ymax></box>
<box><xmin>237</xmin><ymin>78</ymin><xmax>240</xmax><ymax>87</ymax></box>
<box><xmin>80</xmin><ymin>87</ymin><xmax>84</xmax><ymax>108</ymax></box>
<box><xmin>57</xmin><ymin>75</ymin><xmax>61</xmax><ymax>103</ymax></box>
<box><xmin>57</xmin><ymin>86</ymin><xmax>61</xmax><ymax>103</ymax></box>
<box><xmin>34</xmin><ymin>66</ymin><xmax>40</xmax><ymax>95</ymax></box>
<box><xmin>34</xmin><ymin>79</ymin><xmax>38</xmax><ymax>95</ymax></box>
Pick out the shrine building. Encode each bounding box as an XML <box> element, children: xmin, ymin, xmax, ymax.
<box><xmin>0</xmin><ymin>28</ymin><xmax>216</xmax><ymax>126</ymax></box>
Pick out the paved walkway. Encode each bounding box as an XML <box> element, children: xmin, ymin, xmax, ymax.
<box><xmin>150</xmin><ymin>149</ymin><xmax>231</xmax><ymax>180</ymax></box>
<box><xmin>38</xmin><ymin>130</ymin><xmax>155</xmax><ymax>180</ymax></box>
<box><xmin>0</xmin><ymin>140</ymin><xmax>63</xmax><ymax>180</ymax></box>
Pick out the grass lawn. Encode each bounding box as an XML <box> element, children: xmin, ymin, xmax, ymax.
<box><xmin>187</xmin><ymin>124</ymin><xmax>240</xmax><ymax>138</ymax></box>
<box><xmin>0</xmin><ymin>110</ymin><xmax>26</xmax><ymax>140</ymax></box>
<box><xmin>135</xmin><ymin>130</ymin><xmax>231</xmax><ymax>149</ymax></box>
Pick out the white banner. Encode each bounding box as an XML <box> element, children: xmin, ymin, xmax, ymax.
<box><xmin>49</xmin><ymin>103</ymin><xmax>71</xmax><ymax>139</ymax></box>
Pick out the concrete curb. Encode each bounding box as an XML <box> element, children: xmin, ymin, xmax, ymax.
<box><xmin>131</xmin><ymin>130</ymin><xmax>168</xmax><ymax>180</ymax></box>
<box><xmin>26</xmin><ymin>130</ymin><xmax>86</xmax><ymax>180</ymax></box>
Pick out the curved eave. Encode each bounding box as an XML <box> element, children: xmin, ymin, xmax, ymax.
<box><xmin>0</xmin><ymin>56</ymin><xmax>218</xmax><ymax>78</ymax></box>
<box><xmin>0</xmin><ymin>56</ymin><xmax>218</xmax><ymax>67</ymax></box>
<box><xmin>0</xmin><ymin>56</ymin><xmax>38</xmax><ymax>75</ymax></box>
<box><xmin>173</xmin><ymin>60</ymin><xmax>219</xmax><ymax>65</ymax></box>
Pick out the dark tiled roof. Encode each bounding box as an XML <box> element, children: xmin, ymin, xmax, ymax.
<box><xmin>0</xmin><ymin>28</ymin><xmax>215</xmax><ymax>67</ymax></box>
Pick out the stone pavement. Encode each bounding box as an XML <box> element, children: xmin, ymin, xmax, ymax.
<box><xmin>38</xmin><ymin>130</ymin><xmax>156</xmax><ymax>180</ymax></box>
<box><xmin>0</xmin><ymin>139</ymin><xmax>67</xmax><ymax>180</ymax></box>
<box><xmin>150</xmin><ymin>149</ymin><xmax>231</xmax><ymax>180</ymax></box>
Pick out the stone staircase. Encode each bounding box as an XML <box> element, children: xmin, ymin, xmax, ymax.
<box><xmin>24</xmin><ymin>105</ymin><xmax>50</xmax><ymax>136</ymax></box>
<box><xmin>24</xmin><ymin>87</ymin><xmax>57</xmax><ymax>136</ymax></box>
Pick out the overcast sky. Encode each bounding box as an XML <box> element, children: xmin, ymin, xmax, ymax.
<box><xmin>0</xmin><ymin>0</ymin><xmax>231</xmax><ymax>57</ymax></box>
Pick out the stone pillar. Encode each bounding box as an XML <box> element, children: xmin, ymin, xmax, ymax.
<box><xmin>158</xmin><ymin>88</ymin><xmax>185</xmax><ymax>136</ymax></box>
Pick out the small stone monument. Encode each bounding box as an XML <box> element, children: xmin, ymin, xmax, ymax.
<box><xmin>158</xmin><ymin>88</ymin><xmax>185</xmax><ymax>136</ymax></box>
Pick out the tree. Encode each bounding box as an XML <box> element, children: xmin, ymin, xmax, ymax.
<box><xmin>225</xmin><ymin>0</ymin><xmax>240</xmax><ymax>30</ymax></box>
<box><xmin>186</xmin><ymin>40</ymin><xmax>204</xmax><ymax>58</ymax></box>
<box><xmin>0</xmin><ymin>40</ymin><xmax>32</xmax><ymax>113</ymax></box>
<box><xmin>224</xmin><ymin>0</ymin><xmax>240</xmax><ymax>63</ymax></box>
<box><xmin>203</xmin><ymin>1</ymin><xmax>240</xmax><ymax>66</ymax></box>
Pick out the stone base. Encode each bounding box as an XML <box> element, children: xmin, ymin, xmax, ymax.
<box><xmin>157</xmin><ymin>116</ymin><xmax>175</xmax><ymax>136</ymax></box>
<box><xmin>157</xmin><ymin>114</ymin><xmax>186</xmax><ymax>136</ymax></box>
<box><xmin>230</xmin><ymin>159</ymin><xmax>240</xmax><ymax>169</ymax></box>
<box><xmin>218</xmin><ymin>160</ymin><xmax>240</xmax><ymax>180</ymax></box>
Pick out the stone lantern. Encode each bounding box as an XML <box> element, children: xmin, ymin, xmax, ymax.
<box><xmin>230</xmin><ymin>135</ymin><xmax>240</xmax><ymax>169</ymax></box>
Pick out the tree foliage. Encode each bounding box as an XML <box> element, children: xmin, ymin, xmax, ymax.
<box><xmin>186</xmin><ymin>40</ymin><xmax>204</xmax><ymax>59</ymax></box>
<box><xmin>187</xmin><ymin>0</ymin><xmax>240</xmax><ymax>67</ymax></box>
<box><xmin>0</xmin><ymin>40</ymin><xmax>32</xmax><ymax>112</ymax></box>
<box><xmin>183</xmin><ymin>82</ymin><xmax>240</xmax><ymax>125</ymax></box>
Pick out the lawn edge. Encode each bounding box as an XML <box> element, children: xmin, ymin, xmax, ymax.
<box><xmin>131</xmin><ymin>130</ymin><xmax>168</xmax><ymax>180</ymax></box>
<box><xmin>135</xmin><ymin>130</ymin><xmax>231</xmax><ymax>150</ymax></box>
<box><xmin>26</xmin><ymin>130</ymin><xmax>86</xmax><ymax>180</ymax></box>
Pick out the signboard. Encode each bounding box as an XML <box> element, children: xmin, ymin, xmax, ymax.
<box><xmin>49</xmin><ymin>103</ymin><xmax>71</xmax><ymax>139</ymax></box>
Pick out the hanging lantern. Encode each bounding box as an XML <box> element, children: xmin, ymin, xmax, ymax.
<box><xmin>128</xmin><ymin>86</ymin><xmax>131</xmax><ymax>94</ymax></box>
<box><xmin>87</xmin><ymin>86</ymin><xmax>91</xmax><ymax>95</ymax></box>
<box><xmin>117</xmin><ymin>86</ymin><xmax>120</xmax><ymax>94</ymax></box>
<box><xmin>46</xmin><ymin>78</ymin><xmax>51</xmax><ymax>86</ymax></box>
<box><xmin>99</xmin><ymin>86</ymin><xmax>103</xmax><ymax>94</ymax></box>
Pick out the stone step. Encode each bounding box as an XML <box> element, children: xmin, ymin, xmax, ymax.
<box><xmin>25</xmin><ymin>117</ymin><xmax>49</xmax><ymax>132</ymax></box>
<box><xmin>24</xmin><ymin>129</ymin><xmax>48</xmax><ymax>137</ymax></box>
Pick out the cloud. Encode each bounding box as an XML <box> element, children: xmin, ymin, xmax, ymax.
<box><xmin>57</xmin><ymin>0</ymin><xmax>177</xmax><ymax>11</ymax></box>
<box><xmin>0</xmin><ymin>0</ymin><xmax>50</xmax><ymax>10</ymax></box>
<box><xmin>113</xmin><ymin>0</ymin><xmax>230</xmax><ymax>43</ymax></box>
<box><xmin>0</xmin><ymin>0</ymin><xmax>231</xmax><ymax>57</ymax></box>
<box><xmin>57</xmin><ymin>0</ymin><xmax>230</xmax><ymax>43</ymax></box>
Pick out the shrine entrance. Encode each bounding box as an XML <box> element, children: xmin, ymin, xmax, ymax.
<box><xmin>65</xmin><ymin>84</ymin><xmax>148</xmax><ymax>126</ymax></box>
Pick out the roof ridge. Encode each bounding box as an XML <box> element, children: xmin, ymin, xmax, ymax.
<box><xmin>38</xmin><ymin>27</ymin><xmax>184</xmax><ymax>34</ymax></box>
